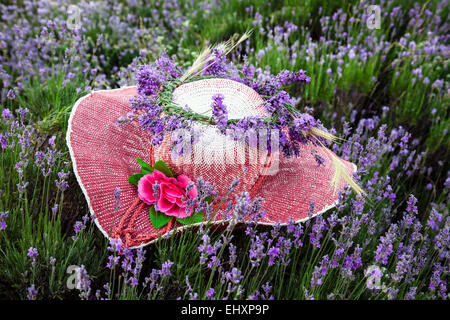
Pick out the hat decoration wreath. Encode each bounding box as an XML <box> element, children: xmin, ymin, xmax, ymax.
<box><xmin>67</xmin><ymin>32</ymin><xmax>364</xmax><ymax>248</ymax></box>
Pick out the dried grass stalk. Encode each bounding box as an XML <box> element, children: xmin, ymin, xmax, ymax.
<box><xmin>180</xmin><ymin>30</ymin><xmax>252</xmax><ymax>82</ymax></box>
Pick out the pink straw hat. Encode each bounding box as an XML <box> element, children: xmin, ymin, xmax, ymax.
<box><xmin>67</xmin><ymin>78</ymin><xmax>356</xmax><ymax>248</ymax></box>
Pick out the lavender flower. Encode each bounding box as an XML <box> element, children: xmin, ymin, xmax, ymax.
<box><xmin>375</xmin><ymin>224</ymin><xmax>397</xmax><ymax>265</ymax></box>
<box><xmin>0</xmin><ymin>211</ymin><xmax>8</xmax><ymax>230</ymax></box>
<box><xmin>405</xmin><ymin>287</ymin><xmax>417</xmax><ymax>300</ymax></box>
<box><xmin>113</xmin><ymin>187</ymin><xmax>121</xmax><ymax>210</ymax></box>
<box><xmin>198</xmin><ymin>233</ymin><xmax>222</xmax><ymax>269</ymax></box>
<box><xmin>7</xmin><ymin>89</ymin><xmax>15</xmax><ymax>100</ymax></box>
<box><xmin>55</xmin><ymin>170</ymin><xmax>70</xmax><ymax>192</ymax></box>
<box><xmin>155</xmin><ymin>55</ymin><xmax>181</xmax><ymax>79</ymax></box>
<box><xmin>206</xmin><ymin>288</ymin><xmax>215</xmax><ymax>300</ymax></box>
<box><xmin>136</xmin><ymin>64</ymin><xmax>166</xmax><ymax>96</ymax></box>
<box><xmin>72</xmin><ymin>215</ymin><xmax>89</xmax><ymax>241</ymax></box>
<box><xmin>160</xmin><ymin>260</ymin><xmax>174</xmax><ymax>278</ymax></box>
<box><xmin>211</xmin><ymin>93</ymin><xmax>228</xmax><ymax>131</ymax></box>
<box><xmin>427</xmin><ymin>209</ymin><xmax>442</xmax><ymax>231</ymax></box>
<box><xmin>26</xmin><ymin>285</ymin><xmax>37</xmax><ymax>300</ymax></box>
<box><xmin>76</xmin><ymin>265</ymin><xmax>92</xmax><ymax>300</ymax></box>
<box><xmin>311</xmin><ymin>266</ymin><xmax>323</xmax><ymax>287</ymax></box>
<box><xmin>2</xmin><ymin>108</ymin><xmax>13</xmax><ymax>120</ymax></box>
<box><xmin>365</xmin><ymin>265</ymin><xmax>383</xmax><ymax>290</ymax></box>
<box><xmin>202</xmin><ymin>49</ymin><xmax>228</xmax><ymax>76</ymax></box>
<box><xmin>27</xmin><ymin>247</ymin><xmax>39</xmax><ymax>266</ymax></box>
<box><xmin>248</xmin><ymin>282</ymin><xmax>274</xmax><ymax>300</ymax></box>
<box><xmin>249</xmin><ymin>234</ymin><xmax>267</xmax><ymax>267</ymax></box>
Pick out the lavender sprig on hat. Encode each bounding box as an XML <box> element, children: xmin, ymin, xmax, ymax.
<box><xmin>121</xmin><ymin>33</ymin><xmax>364</xmax><ymax>196</ymax></box>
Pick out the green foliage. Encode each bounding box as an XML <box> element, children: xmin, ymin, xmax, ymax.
<box><xmin>149</xmin><ymin>206</ymin><xmax>172</xmax><ymax>229</ymax></box>
<box><xmin>0</xmin><ymin>0</ymin><xmax>448</xmax><ymax>300</ymax></box>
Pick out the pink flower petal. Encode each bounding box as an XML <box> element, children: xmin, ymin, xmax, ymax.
<box><xmin>157</xmin><ymin>195</ymin><xmax>175</xmax><ymax>213</ymax></box>
<box><xmin>165</xmin><ymin>186</ymin><xmax>184</xmax><ymax>199</ymax></box>
<box><xmin>160</xmin><ymin>182</ymin><xmax>183</xmax><ymax>203</ymax></box>
<box><xmin>177</xmin><ymin>175</ymin><xmax>198</xmax><ymax>199</ymax></box>
<box><xmin>138</xmin><ymin>168</ymin><xmax>197</xmax><ymax>219</ymax></box>
<box><xmin>164</xmin><ymin>204</ymin><xmax>184</xmax><ymax>217</ymax></box>
<box><xmin>152</xmin><ymin>169</ymin><xmax>168</xmax><ymax>181</ymax></box>
<box><xmin>176</xmin><ymin>175</ymin><xmax>191</xmax><ymax>188</ymax></box>
<box><xmin>137</xmin><ymin>174</ymin><xmax>156</xmax><ymax>205</ymax></box>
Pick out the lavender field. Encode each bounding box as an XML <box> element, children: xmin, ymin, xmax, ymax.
<box><xmin>0</xmin><ymin>0</ymin><xmax>449</xmax><ymax>300</ymax></box>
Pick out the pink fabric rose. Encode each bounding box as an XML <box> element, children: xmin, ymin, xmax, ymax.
<box><xmin>137</xmin><ymin>169</ymin><xmax>198</xmax><ymax>218</ymax></box>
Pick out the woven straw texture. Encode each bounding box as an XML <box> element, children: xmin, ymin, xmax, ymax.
<box><xmin>67</xmin><ymin>79</ymin><xmax>356</xmax><ymax>248</ymax></box>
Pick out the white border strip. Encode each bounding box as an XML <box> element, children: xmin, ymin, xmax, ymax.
<box><xmin>66</xmin><ymin>87</ymin><xmax>358</xmax><ymax>249</ymax></box>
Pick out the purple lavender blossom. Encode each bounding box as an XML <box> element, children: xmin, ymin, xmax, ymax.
<box><xmin>0</xmin><ymin>211</ymin><xmax>8</xmax><ymax>230</ymax></box>
<box><xmin>365</xmin><ymin>265</ymin><xmax>383</xmax><ymax>290</ymax></box>
<box><xmin>248</xmin><ymin>282</ymin><xmax>274</xmax><ymax>300</ymax></box>
<box><xmin>26</xmin><ymin>285</ymin><xmax>37</xmax><ymax>300</ymax></box>
<box><xmin>2</xmin><ymin>108</ymin><xmax>13</xmax><ymax>120</ymax></box>
<box><xmin>160</xmin><ymin>260</ymin><xmax>174</xmax><ymax>278</ymax></box>
<box><xmin>27</xmin><ymin>247</ymin><xmax>39</xmax><ymax>266</ymax></box>
<box><xmin>375</xmin><ymin>224</ymin><xmax>397</xmax><ymax>265</ymax></box>
<box><xmin>211</xmin><ymin>93</ymin><xmax>228</xmax><ymax>131</ymax></box>
<box><xmin>427</xmin><ymin>209</ymin><xmax>443</xmax><ymax>231</ymax></box>
<box><xmin>7</xmin><ymin>89</ymin><xmax>15</xmax><ymax>100</ymax></box>
<box><xmin>155</xmin><ymin>55</ymin><xmax>181</xmax><ymax>79</ymax></box>
<box><xmin>72</xmin><ymin>215</ymin><xmax>89</xmax><ymax>241</ymax></box>
<box><xmin>48</xmin><ymin>136</ymin><xmax>56</xmax><ymax>147</ymax></box>
<box><xmin>76</xmin><ymin>265</ymin><xmax>92</xmax><ymax>300</ymax></box>
<box><xmin>266</xmin><ymin>90</ymin><xmax>292</xmax><ymax>115</ymax></box>
<box><xmin>405</xmin><ymin>287</ymin><xmax>417</xmax><ymax>300</ymax></box>
<box><xmin>276</xmin><ymin>69</ymin><xmax>311</xmax><ymax>86</ymax></box>
<box><xmin>113</xmin><ymin>187</ymin><xmax>121</xmax><ymax>210</ymax></box>
<box><xmin>202</xmin><ymin>49</ymin><xmax>228</xmax><ymax>76</ymax></box>
<box><xmin>55</xmin><ymin>170</ymin><xmax>70</xmax><ymax>192</ymax></box>
<box><xmin>249</xmin><ymin>234</ymin><xmax>267</xmax><ymax>267</ymax></box>
<box><xmin>136</xmin><ymin>64</ymin><xmax>166</xmax><ymax>96</ymax></box>
<box><xmin>206</xmin><ymin>288</ymin><xmax>215</xmax><ymax>300</ymax></box>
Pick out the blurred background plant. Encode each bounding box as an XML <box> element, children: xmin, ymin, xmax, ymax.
<box><xmin>0</xmin><ymin>0</ymin><xmax>448</xmax><ymax>299</ymax></box>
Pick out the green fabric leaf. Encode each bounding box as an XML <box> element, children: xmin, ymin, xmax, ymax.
<box><xmin>128</xmin><ymin>173</ymin><xmax>144</xmax><ymax>186</ymax></box>
<box><xmin>149</xmin><ymin>206</ymin><xmax>172</xmax><ymax>229</ymax></box>
<box><xmin>136</xmin><ymin>157</ymin><xmax>154</xmax><ymax>173</ymax></box>
<box><xmin>176</xmin><ymin>211</ymin><xmax>204</xmax><ymax>225</ymax></box>
<box><xmin>153</xmin><ymin>160</ymin><xmax>174</xmax><ymax>177</ymax></box>
<box><xmin>141</xmin><ymin>169</ymin><xmax>153</xmax><ymax>175</ymax></box>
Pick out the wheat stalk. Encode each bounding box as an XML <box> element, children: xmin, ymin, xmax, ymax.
<box><xmin>307</xmin><ymin>129</ymin><xmax>365</xmax><ymax>196</ymax></box>
<box><xmin>180</xmin><ymin>30</ymin><xmax>252</xmax><ymax>82</ymax></box>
